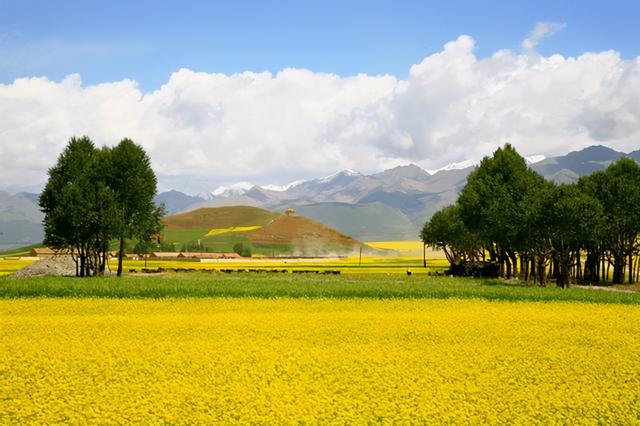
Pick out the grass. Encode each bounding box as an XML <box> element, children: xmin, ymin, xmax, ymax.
<box><xmin>159</xmin><ymin>226</ymin><xmax>294</xmax><ymax>255</ymax></box>
<box><xmin>1</xmin><ymin>273</ymin><xmax>639</xmax><ymax>304</ymax></box>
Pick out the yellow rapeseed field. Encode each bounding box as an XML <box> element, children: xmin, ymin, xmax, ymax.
<box><xmin>0</xmin><ymin>258</ymin><xmax>36</xmax><ymax>276</ymax></box>
<box><xmin>2</xmin><ymin>298</ymin><xmax>639</xmax><ymax>423</ymax></box>
<box><xmin>206</xmin><ymin>225</ymin><xmax>262</xmax><ymax>236</ymax></box>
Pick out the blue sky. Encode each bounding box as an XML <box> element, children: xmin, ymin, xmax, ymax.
<box><xmin>2</xmin><ymin>0</ymin><xmax>639</xmax><ymax>91</ymax></box>
<box><xmin>2</xmin><ymin>0</ymin><xmax>640</xmax><ymax>193</ymax></box>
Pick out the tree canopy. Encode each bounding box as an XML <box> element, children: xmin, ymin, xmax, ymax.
<box><xmin>422</xmin><ymin>144</ymin><xmax>640</xmax><ymax>286</ymax></box>
<box><xmin>39</xmin><ymin>136</ymin><xmax>163</xmax><ymax>277</ymax></box>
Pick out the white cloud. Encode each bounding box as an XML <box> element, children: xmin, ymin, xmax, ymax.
<box><xmin>522</xmin><ymin>21</ymin><xmax>566</xmax><ymax>51</ymax></box>
<box><xmin>1</xmin><ymin>34</ymin><xmax>639</xmax><ymax>194</ymax></box>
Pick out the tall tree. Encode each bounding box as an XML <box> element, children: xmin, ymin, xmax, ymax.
<box><xmin>109</xmin><ymin>138</ymin><xmax>162</xmax><ymax>276</ymax></box>
<box><xmin>548</xmin><ymin>184</ymin><xmax>604</xmax><ymax>288</ymax></box>
<box><xmin>522</xmin><ymin>177</ymin><xmax>556</xmax><ymax>285</ymax></box>
<box><xmin>457</xmin><ymin>144</ymin><xmax>533</xmax><ymax>278</ymax></box>
<box><xmin>39</xmin><ymin>136</ymin><xmax>112</xmax><ymax>276</ymax></box>
<box><xmin>582</xmin><ymin>158</ymin><xmax>640</xmax><ymax>283</ymax></box>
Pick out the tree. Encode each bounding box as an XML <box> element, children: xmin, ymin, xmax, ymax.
<box><xmin>233</xmin><ymin>242</ymin><xmax>252</xmax><ymax>258</ymax></box>
<box><xmin>547</xmin><ymin>185</ymin><xmax>604</xmax><ymax>288</ymax></box>
<box><xmin>40</xmin><ymin>136</ymin><xmax>163</xmax><ymax>277</ymax></box>
<box><xmin>522</xmin><ymin>177</ymin><xmax>556</xmax><ymax>285</ymax></box>
<box><xmin>457</xmin><ymin>144</ymin><xmax>533</xmax><ymax>278</ymax></box>
<box><xmin>39</xmin><ymin>136</ymin><xmax>115</xmax><ymax>276</ymax></box>
<box><xmin>581</xmin><ymin>158</ymin><xmax>640</xmax><ymax>283</ymax></box>
<box><xmin>109</xmin><ymin>139</ymin><xmax>162</xmax><ymax>277</ymax></box>
<box><xmin>421</xmin><ymin>204</ymin><xmax>482</xmax><ymax>266</ymax></box>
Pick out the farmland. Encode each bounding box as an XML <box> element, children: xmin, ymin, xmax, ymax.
<box><xmin>2</xmin><ymin>296</ymin><xmax>639</xmax><ymax>423</ymax></box>
<box><xmin>2</xmin><ymin>248</ymin><xmax>639</xmax><ymax>423</ymax></box>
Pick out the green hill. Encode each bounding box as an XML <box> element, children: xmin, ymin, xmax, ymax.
<box><xmin>160</xmin><ymin>206</ymin><xmax>366</xmax><ymax>256</ymax></box>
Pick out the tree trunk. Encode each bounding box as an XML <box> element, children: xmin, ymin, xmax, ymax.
<box><xmin>504</xmin><ymin>254</ymin><xmax>512</xmax><ymax>279</ymax></box>
<box><xmin>79</xmin><ymin>250</ymin><xmax>85</xmax><ymax>278</ymax></box>
<box><xmin>117</xmin><ymin>235</ymin><xmax>125</xmax><ymax>277</ymax></box>
<box><xmin>537</xmin><ymin>256</ymin><xmax>547</xmax><ymax>286</ymax></box>
<box><xmin>612</xmin><ymin>253</ymin><xmax>625</xmax><ymax>284</ymax></box>
<box><xmin>509</xmin><ymin>252</ymin><xmax>518</xmax><ymax>278</ymax></box>
<box><xmin>530</xmin><ymin>256</ymin><xmax>536</xmax><ymax>283</ymax></box>
<box><xmin>629</xmin><ymin>252</ymin><xmax>635</xmax><ymax>284</ymax></box>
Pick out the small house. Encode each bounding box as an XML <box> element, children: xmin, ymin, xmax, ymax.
<box><xmin>30</xmin><ymin>247</ymin><xmax>71</xmax><ymax>257</ymax></box>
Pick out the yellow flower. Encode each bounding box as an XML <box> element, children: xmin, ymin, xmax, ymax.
<box><xmin>1</xmin><ymin>298</ymin><xmax>638</xmax><ymax>423</ymax></box>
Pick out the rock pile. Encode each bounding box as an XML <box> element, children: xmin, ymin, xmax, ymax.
<box><xmin>13</xmin><ymin>256</ymin><xmax>78</xmax><ymax>278</ymax></box>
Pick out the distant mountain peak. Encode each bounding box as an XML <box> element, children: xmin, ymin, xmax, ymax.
<box><xmin>260</xmin><ymin>180</ymin><xmax>306</xmax><ymax>192</ymax></box>
<box><xmin>317</xmin><ymin>169</ymin><xmax>363</xmax><ymax>183</ymax></box>
<box><xmin>525</xmin><ymin>155</ymin><xmax>546</xmax><ymax>165</ymax></box>
<box><xmin>211</xmin><ymin>182</ymin><xmax>255</xmax><ymax>197</ymax></box>
<box><xmin>425</xmin><ymin>160</ymin><xmax>476</xmax><ymax>175</ymax></box>
<box><xmin>565</xmin><ymin>145</ymin><xmax>623</xmax><ymax>161</ymax></box>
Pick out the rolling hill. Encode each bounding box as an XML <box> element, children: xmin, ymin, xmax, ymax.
<box><xmin>163</xmin><ymin>206</ymin><xmax>278</xmax><ymax>230</ymax></box>
<box><xmin>161</xmin><ymin>206</ymin><xmax>367</xmax><ymax>256</ymax></box>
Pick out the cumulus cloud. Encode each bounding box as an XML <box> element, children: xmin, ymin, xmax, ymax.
<box><xmin>522</xmin><ymin>21</ymin><xmax>566</xmax><ymax>51</ymax></box>
<box><xmin>1</xmin><ymin>34</ymin><xmax>639</xmax><ymax>194</ymax></box>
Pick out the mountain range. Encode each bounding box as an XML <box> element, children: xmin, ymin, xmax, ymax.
<box><xmin>1</xmin><ymin>145</ymin><xmax>638</xmax><ymax>249</ymax></box>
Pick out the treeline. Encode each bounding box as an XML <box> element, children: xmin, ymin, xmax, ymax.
<box><xmin>40</xmin><ymin>136</ymin><xmax>163</xmax><ymax>277</ymax></box>
<box><xmin>421</xmin><ymin>144</ymin><xmax>640</xmax><ymax>287</ymax></box>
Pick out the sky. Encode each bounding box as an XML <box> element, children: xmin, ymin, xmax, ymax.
<box><xmin>1</xmin><ymin>0</ymin><xmax>639</xmax><ymax>194</ymax></box>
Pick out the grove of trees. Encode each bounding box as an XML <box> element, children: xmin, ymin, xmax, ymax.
<box><xmin>421</xmin><ymin>144</ymin><xmax>640</xmax><ymax>287</ymax></box>
<box><xmin>39</xmin><ymin>136</ymin><xmax>163</xmax><ymax>277</ymax></box>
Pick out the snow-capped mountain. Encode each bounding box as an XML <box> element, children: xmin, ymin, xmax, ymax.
<box><xmin>210</xmin><ymin>182</ymin><xmax>254</xmax><ymax>197</ymax></box>
<box><xmin>317</xmin><ymin>169</ymin><xmax>363</xmax><ymax>183</ymax></box>
<box><xmin>424</xmin><ymin>155</ymin><xmax>545</xmax><ymax>174</ymax></box>
<box><xmin>261</xmin><ymin>180</ymin><xmax>306</xmax><ymax>192</ymax></box>
<box><xmin>209</xmin><ymin>170</ymin><xmax>365</xmax><ymax>198</ymax></box>
<box><xmin>525</xmin><ymin>155</ymin><xmax>546</xmax><ymax>165</ymax></box>
<box><xmin>425</xmin><ymin>160</ymin><xmax>476</xmax><ymax>175</ymax></box>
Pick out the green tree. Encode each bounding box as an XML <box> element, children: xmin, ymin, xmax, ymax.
<box><xmin>457</xmin><ymin>144</ymin><xmax>533</xmax><ymax>278</ymax></box>
<box><xmin>420</xmin><ymin>204</ymin><xmax>482</xmax><ymax>266</ymax></box>
<box><xmin>522</xmin><ymin>177</ymin><xmax>556</xmax><ymax>285</ymax></box>
<box><xmin>233</xmin><ymin>242</ymin><xmax>252</xmax><ymax>258</ymax></box>
<box><xmin>547</xmin><ymin>184</ymin><xmax>604</xmax><ymax>288</ymax></box>
<box><xmin>582</xmin><ymin>158</ymin><xmax>640</xmax><ymax>283</ymax></box>
<box><xmin>39</xmin><ymin>136</ymin><xmax>115</xmax><ymax>276</ymax></box>
<box><xmin>109</xmin><ymin>138</ymin><xmax>162</xmax><ymax>276</ymax></box>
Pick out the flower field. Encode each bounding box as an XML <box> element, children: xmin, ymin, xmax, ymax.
<box><xmin>2</xmin><ymin>297</ymin><xmax>639</xmax><ymax>423</ymax></box>
<box><xmin>0</xmin><ymin>258</ymin><xmax>36</xmax><ymax>277</ymax></box>
<box><xmin>206</xmin><ymin>225</ymin><xmax>262</xmax><ymax>236</ymax></box>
